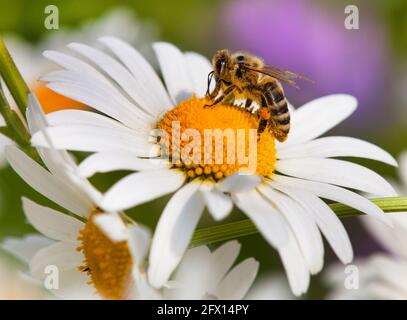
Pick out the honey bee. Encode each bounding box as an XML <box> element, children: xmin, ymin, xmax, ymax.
<box><xmin>206</xmin><ymin>49</ymin><xmax>311</xmax><ymax>142</ymax></box>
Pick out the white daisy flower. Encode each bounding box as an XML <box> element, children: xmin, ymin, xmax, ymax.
<box><xmin>32</xmin><ymin>38</ymin><xmax>397</xmax><ymax>296</ymax></box>
<box><xmin>0</xmin><ymin>8</ymin><xmax>157</xmax><ymax>167</ymax></box>
<box><xmin>3</xmin><ymin>95</ymin><xmax>140</xmax><ymax>299</ymax></box>
<box><xmin>326</xmin><ymin>152</ymin><xmax>407</xmax><ymax>300</ymax></box>
<box><xmin>3</xmin><ymin>94</ymin><xmax>259</xmax><ymax>300</ymax></box>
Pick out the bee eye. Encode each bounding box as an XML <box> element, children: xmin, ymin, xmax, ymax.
<box><xmin>216</xmin><ymin>58</ymin><xmax>226</xmax><ymax>73</ymax></box>
<box><xmin>237</xmin><ymin>55</ymin><xmax>245</xmax><ymax>61</ymax></box>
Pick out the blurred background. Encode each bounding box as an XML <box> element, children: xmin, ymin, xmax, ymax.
<box><xmin>0</xmin><ymin>0</ymin><xmax>406</xmax><ymax>299</ymax></box>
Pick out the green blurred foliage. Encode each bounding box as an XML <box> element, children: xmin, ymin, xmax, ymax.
<box><xmin>0</xmin><ymin>0</ymin><xmax>221</xmax><ymax>54</ymax></box>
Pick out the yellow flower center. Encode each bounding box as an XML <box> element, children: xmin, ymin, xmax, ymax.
<box><xmin>77</xmin><ymin>212</ymin><xmax>133</xmax><ymax>300</ymax></box>
<box><xmin>156</xmin><ymin>97</ymin><xmax>276</xmax><ymax>181</ymax></box>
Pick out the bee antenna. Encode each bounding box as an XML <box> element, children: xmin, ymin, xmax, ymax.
<box><xmin>206</xmin><ymin>71</ymin><xmax>214</xmax><ymax>96</ymax></box>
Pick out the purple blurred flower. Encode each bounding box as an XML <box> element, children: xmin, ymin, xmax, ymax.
<box><xmin>221</xmin><ymin>0</ymin><xmax>391</xmax><ymax>128</ymax></box>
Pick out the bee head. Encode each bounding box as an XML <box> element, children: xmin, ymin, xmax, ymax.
<box><xmin>212</xmin><ymin>49</ymin><xmax>231</xmax><ymax>80</ymax></box>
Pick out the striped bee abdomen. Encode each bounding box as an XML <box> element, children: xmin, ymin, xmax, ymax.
<box><xmin>262</xmin><ymin>80</ymin><xmax>290</xmax><ymax>142</ymax></box>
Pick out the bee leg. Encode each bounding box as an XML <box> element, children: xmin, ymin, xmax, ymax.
<box><xmin>205</xmin><ymin>71</ymin><xmax>215</xmax><ymax>97</ymax></box>
<box><xmin>224</xmin><ymin>92</ymin><xmax>236</xmax><ymax>106</ymax></box>
<box><xmin>204</xmin><ymin>85</ymin><xmax>236</xmax><ymax>108</ymax></box>
<box><xmin>256</xmin><ymin>95</ymin><xmax>271</xmax><ymax>139</ymax></box>
<box><xmin>244</xmin><ymin>98</ymin><xmax>254</xmax><ymax>112</ymax></box>
<box><xmin>207</xmin><ymin>77</ymin><xmax>221</xmax><ymax>99</ymax></box>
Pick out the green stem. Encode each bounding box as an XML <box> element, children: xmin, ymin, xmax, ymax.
<box><xmin>0</xmin><ymin>88</ymin><xmax>40</xmax><ymax>162</ymax></box>
<box><xmin>191</xmin><ymin>196</ymin><xmax>407</xmax><ymax>247</ymax></box>
<box><xmin>0</xmin><ymin>37</ymin><xmax>41</xmax><ymax>163</ymax></box>
<box><xmin>0</xmin><ymin>37</ymin><xmax>30</xmax><ymax>116</ymax></box>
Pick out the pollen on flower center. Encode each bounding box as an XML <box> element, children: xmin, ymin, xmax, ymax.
<box><xmin>77</xmin><ymin>211</ymin><xmax>133</xmax><ymax>300</ymax></box>
<box><xmin>156</xmin><ymin>97</ymin><xmax>276</xmax><ymax>181</ymax></box>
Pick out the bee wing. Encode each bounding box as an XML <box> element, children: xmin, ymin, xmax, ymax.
<box><xmin>244</xmin><ymin>64</ymin><xmax>313</xmax><ymax>89</ymax></box>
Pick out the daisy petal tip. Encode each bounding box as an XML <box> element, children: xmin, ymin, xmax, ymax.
<box><xmin>30</xmin><ymin>131</ymin><xmax>45</xmax><ymax>147</ymax></box>
<box><xmin>77</xmin><ymin>160</ymin><xmax>98</xmax><ymax>178</ymax></box>
<box><xmin>98</xmin><ymin>198</ymin><xmax>119</xmax><ymax>213</ymax></box>
<box><xmin>42</xmin><ymin>50</ymin><xmax>54</xmax><ymax>58</ymax></box>
<box><xmin>342</xmin><ymin>252</ymin><xmax>354</xmax><ymax>265</ymax></box>
<box><xmin>309</xmin><ymin>261</ymin><xmax>324</xmax><ymax>276</ymax></box>
<box><xmin>147</xmin><ymin>265</ymin><xmax>167</xmax><ymax>290</ymax></box>
<box><xmin>325</xmin><ymin>93</ymin><xmax>358</xmax><ymax>115</ymax></box>
<box><xmin>336</xmin><ymin>93</ymin><xmax>358</xmax><ymax>108</ymax></box>
<box><xmin>93</xmin><ymin>213</ymin><xmax>128</xmax><ymax>242</ymax></box>
<box><xmin>98</xmin><ymin>36</ymin><xmax>121</xmax><ymax>46</ymax></box>
<box><xmin>226</xmin><ymin>239</ymin><xmax>241</xmax><ymax>251</ymax></box>
<box><xmin>247</xmin><ymin>258</ymin><xmax>260</xmax><ymax>273</ymax></box>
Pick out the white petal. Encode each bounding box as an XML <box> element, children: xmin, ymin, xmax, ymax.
<box><xmin>163</xmin><ymin>246</ymin><xmax>213</xmax><ymax>300</ymax></box>
<box><xmin>201</xmin><ymin>189</ymin><xmax>233</xmax><ymax>221</ymax></box>
<box><xmin>32</xmin><ymin>125</ymin><xmax>154</xmax><ymax>156</ymax></box>
<box><xmin>212</xmin><ymin>258</ymin><xmax>259</xmax><ymax>300</ymax></box>
<box><xmin>26</xmin><ymin>94</ymin><xmax>48</xmax><ymax>135</ymax></box>
<box><xmin>278</xmin><ymin>230</ymin><xmax>310</xmax><ymax>296</ymax></box>
<box><xmin>23</xmin><ymin>197</ymin><xmax>84</xmax><ymax>242</ymax></box>
<box><xmin>361</xmin><ymin>213</ymin><xmax>407</xmax><ymax>259</ymax></box>
<box><xmin>218</xmin><ymin>174</ymin><xmax>261</xmax><ymax>193</ymax></box>
<box><xmin>101</xmin><ymin>169</ymin><xmax>185</xmax><ymax>211</ymax></box>
<box><xmin>153</xmin><ymin>42</ymin><xmax>194</xmax><ymax>104</ymax></box>
<box><xmin>45</xmin><ymin>77</ymin><xmax>149</xmax><ymax>129</ymax></box>
<box><xmin>52</xmin><ymin>268</ymin><xmax>96</xmax><ymax>299</ymax></box>
<box><xmin>270</xmin><ymin>182</ymin><xmax>353</xmax><ymax>264</ymax></box>
<box><xmin>93</xmin><ymin>213</ymin><xmax>128</xmax><ymax>242</ymax></box>
<box><xmin>79</xmin><ymin>151</ymin><xmax>166</xmax><ymax>177</ymax></box>
<box><xmin>132</xmin><ymin>270</ymin><xmax>162</xmax><ymax>300</ymax></box>
<box><xmin>99</xmin><ymin>36</ymin><xmax>173</xmax><ymax>112</ymax></box>
<box><xmin>68</xmin><ymin>42</ymin><xmax>158</xmax><ymax>118</ymax></box>
<box><xmin>245</xmin><ymin>274</ymin><xmax>294</xmax><ymax>300</ymax></box>
<box><xmin>127</xmin><ymin>224</ymin><xmax>152</xmax><ymax>266</ymax></box>
<box><xmin>148</xmin><ymin>182</ymin><xmax>205</xmax><ymax>288</ymax></box>
<box><xmin>276</xmin><ymin>158</ymin><xmax>396</xmax><ymax>197</ymax></box>
<box><xmin>259</xmin><ymin>185</ymin><xmax>324</xmax><ymax>274</ymax></box>
<box><xmin>185</xmin><ymin>52</ymin><xmax>212</xmax><ymax>98</ymax></box>
<box><xmin>34</xmin><ymin>147</ymin><xmax>103</xmax><ymax>211</ymax></box>
<box><xmin>46</xmin><ymin>109</ymin><xmax>126</xmax><ymax>130</ymax></box>
<box><xmin>233</xmin><ymin>190</ymin><xmax>289</xmax><ymax>248</ymax></box>
<box><xmin>43</xmin><ymin>50</ymin><xmax>114</xmax><ymax>87</ymax></box>
<box><xmin>29</xmin><ymin>241</ymin><xmax>83</xmax><ymax>280</ymax></box>
<box><xmin>368</xmin><ymin>282</ymin><xmax>407</xmax><ymax>300</ymax></box>
<box><xmin>207</xmin><ymin>241</ymin><xmax>241</xmax><ymax>293</ymax></box>
<box><xmin>399</xmin><ymin>151</ymin><xmax>407</xmax><ymax>187</ymax></box>
<box><xmin>29</xmin><ymin>241</ymin><xmax>96</xmax><ymax>299</ymax></box>
<box><xmin>272</xmin><ymin>174</ymin><xmax>391</xmax><ymax>225</ymax></box>
<box><xmin>0</xmin><ymin>133</ymin><xmax>13</xmax><ymax>168</ymax></box>
<box><xmin>284</xmin><ymin>94</ymin><xmax>357</xmax><ymax>146</ymax></box>
<box><xmin>2</xmin><ymin>234</ymin><xmax>54</xmax><ymax>264</ymax></box>
<box><xmin>277</xmin><ymin>136</ymin><xmax>397</xmax><ymax>167</ymax></box>
<box><xmin>6</xmin><ymin>146</ymin><xmax>93</xmax><ymax>217</ymax></box>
